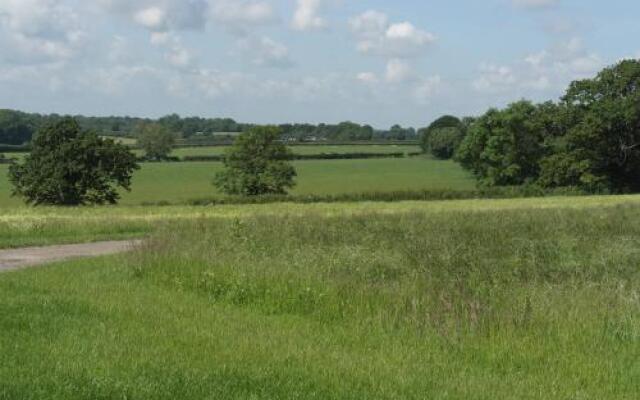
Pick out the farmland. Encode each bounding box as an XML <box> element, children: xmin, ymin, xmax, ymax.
<box><xmin>0</xmin><ymin>157</ymin><xmax>474</xmax><ymax>207</ymax></box>
<box><xmin>1</xmin><ymin>196</ymin><xmax>639</xmax><ymax>399</ymax></box>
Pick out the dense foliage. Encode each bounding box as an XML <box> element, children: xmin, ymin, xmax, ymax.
<box><xmin>455</xmin><ymin>101</ymin><xmax>556</xmax><ymax>186</ymax></box>
<box><xmin>8</xmin><ymin>118</ymin><xmax>139</xmax><ymax>205</ymax></box>
<box><xmin>419</xmin><ymin>115</ymin><xmax>468</xmax><ymax>159</ymax></box>
<box><xmin>457</xmin><ymin>59</ymin><xmax>640</xmax><ymax>192</ymax></box>
<box><xmin>136</xmin><ymin>123</ymin><xmax>176</xmax><ymax>160</ymax></box>
<box><xmin>214</xmin><ymin>126</ymin><xmax>297</xmax><ymax>196</ymax></box>
<box><xmin>538</xmin><ymin>60</ymin><xmax>640</xmax><ymax>192</ymax></box>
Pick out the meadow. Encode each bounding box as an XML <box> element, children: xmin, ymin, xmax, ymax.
<box><xmin>1</xmin><ymin>196</ymin><xmax>639</xmax><ymax>399</ymax></box>
<box><xmin>0</xmin><ymin>157</ymin><xmax>474</xmax><ymax>207</ymax></box>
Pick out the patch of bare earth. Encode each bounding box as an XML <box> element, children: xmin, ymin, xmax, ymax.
<box><xmin>0</xmin><ymin>240</ymin><xmax>142</xmax><ymax>272</ymax></box>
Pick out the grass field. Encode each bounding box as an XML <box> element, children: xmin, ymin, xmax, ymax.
<box><xmin>4</xmin><ymin>144</ymin><xmax>422</xmax><ymax>163</ymax></box>
<box><xmin>1</xmin><ymin>196</ymin><xmax>639</xmax><ymax>398</ymax></box>
<box><xmin>0</xmin><ymin>157</ymin><xmax>474</xmax><ymax>207</ymax></box>
<box><xmin>167</xmin><ymin>144</ymin><xmax>421</xmax><ymax>158</ymax></box>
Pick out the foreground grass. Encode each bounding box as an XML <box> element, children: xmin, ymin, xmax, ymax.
<box><xmin>1</xmin><ymin>198</ymin><xmax>639</xmax><ymax>398</ymax></box>
<box><xmin>0</xmin><ymin>157</ymin><xmax>474</xmax><ymax>207</ymax></box>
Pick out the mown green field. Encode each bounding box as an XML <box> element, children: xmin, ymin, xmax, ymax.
<box><xmin>0</xmin><ymin>157</ymin><xmax>474</xmax><ymax>207</ymax></box>
<box><xmin>1</xmin><ymin>196</ymin><xmax>639</xmax><ymax>399</ymax></box>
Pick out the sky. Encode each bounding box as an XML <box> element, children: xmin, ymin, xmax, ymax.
<box><xmin>0</xmin><ymin>0</ymin><xmax>639</xmax><ymax>128</ymax></box>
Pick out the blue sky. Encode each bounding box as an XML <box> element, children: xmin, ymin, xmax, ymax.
<box><xmin>0</xmin><ymin>0</ymin><xmax>639</xmax><ymax>128</ymax></box>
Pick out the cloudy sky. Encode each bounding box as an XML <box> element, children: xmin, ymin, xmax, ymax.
<box><xmin>0</xmin><ymin>0</ymin><xmax>638</xmax><ymax>128</ymax></box>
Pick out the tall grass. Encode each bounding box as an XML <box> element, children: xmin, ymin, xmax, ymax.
<box><xmin>1</xmin><ymin>201</ymin><xmax>639</xmax><ymax>398</ymax></box>
<box><xmin>132</xmin><ymin>208</ymin><xmax>640</xmax><ymax>335</ymax></box>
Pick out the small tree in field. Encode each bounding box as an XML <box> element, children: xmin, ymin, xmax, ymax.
<box><xmin>214</xmin><ymin>126</ymin><xmax>296</xmax><ymax>196</ymax></box>
<box><xmin>137</xmin><ymin>123</ymin><xmax>176</xmax><ymax>160</ymax></box>
<box><xmin>8</xmin><ymin>118</ymin><xmax>139</xmax><ymax>205</ymax></box>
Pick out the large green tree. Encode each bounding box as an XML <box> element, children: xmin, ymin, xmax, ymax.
<box><xmin>136</xmin><ymin>123</ymin><xmax>176</xmax><ymax>160</ymax></box>
<box><xmin>426</xmin><ymin>127</ymin><xmax>465</xmax><ymax>159</ymax></box>
<box><xmin>214</xmin><ymin>126</ymin><xmax>297</xmax><ymax>196</ymax></box>
<box><xmin>538</xmin><ymin>60</ymin><xmax>640</xmax><ymax>192</ymax></box>
<box><xmin>455</xmin><ymin>101</ymin><xmax>557</xmax><ymax>186</ymax></box>
<box><xmin>419</xmin><ymin>115</ymin><xmax>466</xmax><ymax>158</ymax></box>
<box><xmin>9</xmin><ymin>118</ymin><xmax>139</xmax><ymax>205</ymax></box>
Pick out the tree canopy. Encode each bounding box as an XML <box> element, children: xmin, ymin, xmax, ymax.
<box><xmin>420</xmin><ymin>115</ymin><xmax>466</xmax><ymax>159</ymax></box>
<box><xmin>214</xmin><ymin>126</ymin><xmax>297</xmax><ymax>196</ymax></box>
<box><xmin>136</xmin><ymin>123</ymin><xmax>176</xmax><ymax>160</ymax></box>
<box><xmin>455</xmin><ymin>59</ymin><xmax>640</xmax><ymax>193</ymax></box>
<box><xmin>455</xmin><ymin>101</ymin><xmax>556</xmax><ymax>186</ymax></box>
<box><xmin>538</xmin><ymin>60</ymin><xmax>640</xmax><ymax>192</ymax></box>
<box><xmin>8</xmin><ymin>118</ymin><xmax>139</xmax><ymax>205</ymax></box>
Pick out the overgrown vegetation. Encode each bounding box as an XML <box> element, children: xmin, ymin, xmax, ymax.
<box><xmin>1</xmin><ymin>198</ymin><xmax>638</xmax><ymax>398</ymax></box>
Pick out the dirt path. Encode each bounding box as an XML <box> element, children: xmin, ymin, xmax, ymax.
<box><xmin>0</xmin><ymin>240</ymin><xmax>142</xmax><ymax>272</ymax></box>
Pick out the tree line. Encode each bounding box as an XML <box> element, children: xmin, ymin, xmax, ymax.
<box><xmin>422</xmin><ymin>59</ymin><xmax>640</xmax><ymax>194</ymax></box>
<box><xmin>6</xmin><ymin>59</ymin><xmax>640</xmax><ymax>205</ymax></box>
<box><xmin>0</xmin><ymin>110</ymin><xmax>419</xmax><ymax>146</ymax></box>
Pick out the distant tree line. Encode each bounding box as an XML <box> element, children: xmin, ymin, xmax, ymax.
<box><xmin>421</xmin><ymin>59</ymin><xmax>640</xmax><ymax>193</ymax></box>
<box><xmin>278</xmin><ymin>122</ymin><xmax>417</xmax><ymax>141</ymax></box>
<box><xmin>0</xmin><ymin>111</ymin><xmax>253</xmax><ymax>145</ymax></box>
<box><xmin>0</xmin><ymin>110</ymin><xmax>419</xmax><ymax>146</ymax></box>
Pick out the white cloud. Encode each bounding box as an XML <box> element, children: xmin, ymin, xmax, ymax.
<box><xmin>292</xmin><ymin>0</ymin><xmax>326</xmax><ymax>31</ymax></box>
<box><xmin>349</xmin><ymin>10</ymin><xmax>435</xmax><ymax>58</ymax></box>
<box><xmin>473</xmin><ymin>64</ymin><xmax>517</xmax><ymax>91</ymax></box>
<box><xmin>236</xmin><ymin>36</ymin><xmax>293</xmax><ymax>68</ymax></box>
<box><xmin>211</xmin><ymin>0</ymin><xmax>276</xmax><ymax>28</ymax></box>
<box><xmin>0</xmin><ymin>0</ymin><xmax>86</xmax><ymax>64</ymax></box>
<box><xmin>356</xmin><ymin>72</ymin><xmax>378</xmax><ymax>85</ymax></box>
<box><xmin>473</xmin><ymin>36</ymin><xmax>604</xmax><ymax>94</ymax></box>
<box><xmin>414</xmin><ymin>75</ymin><xmax>442</xmax><ymax>103</ymax></box>
<box><xmin>99</xmin><ymin>0</ymin><xmax>208</xmax><ymax>32</ymax></box>
<box><xmin>147</xmin><ymin>31</ymin><xmax>193</xmax><ymax>67</ymax></box>
<box><xmin>133</xmin><ymin>6</ymin><xmax>167</xmax><ymax>30</ymax></box>
<box><xmin>385</xmin><ymin>59</ymin><xmax>414</xmax><ymax>83</ymax></box>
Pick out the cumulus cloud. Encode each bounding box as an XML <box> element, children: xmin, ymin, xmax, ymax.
<box><xmin>292</xmin><ymin>0</ymin><xmax>326</xmax><ymax>31</ymax></box>
<box><xmin>236</xmin><ymin>35</ymin><xmax>293</xmax><ymax>68</ymax></box>
<box><xmin>385</xmin><ymin>59</ymin><xmax>415</xmax><ymax>83</ymax></box>
<box><xmin>99</xmin><ymin>0</ymin><xmax>208</xmax><ymax>31</ymax></box>
<box><xmin>211</xmin><ymin>0</ymin><xmax>276</xmax><ymax>29</ymax></box>
<box><xmin>349</xmin><ymin>10</ymin><xmax>435</xmax><ymax>58</ymax></box>
<box><xmin>0</xmin><ymin>0</ymin><xmax>86</xmax><ymax>64</ymax></box>
<box><xmin>473</xmin><ymin>36</ymin><xmax>603</xmax><ymax>94</ymax></box>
